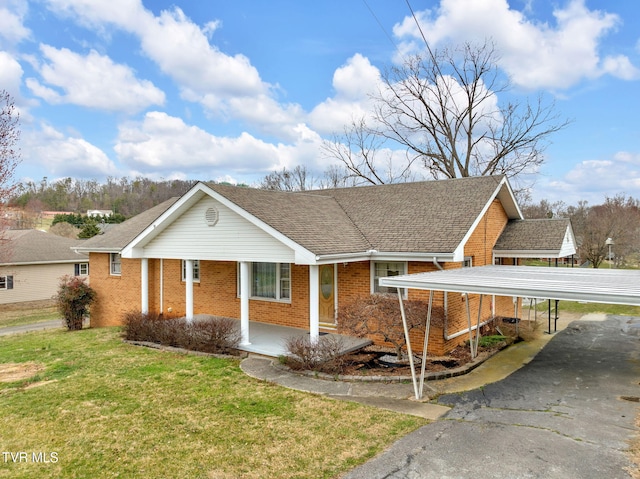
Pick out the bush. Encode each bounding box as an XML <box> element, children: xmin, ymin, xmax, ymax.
<box><xmin>338</xmin><ymin>294</ymin><xmax>442</xmax><ymax>360</ymax></box>
<box><xmin>283</xmin><ymin>335</ymin><xmax>346</xmax><ymax>374</ymax></box>
<box><xmin>122</xmin><ymin>311</ymin><xmax>241</xmax><ymax>354</ymax></box>
<box><xmin>55</xmin><ymin>275</ymin><xmax>96</xmax><ymax>330</ymax></box>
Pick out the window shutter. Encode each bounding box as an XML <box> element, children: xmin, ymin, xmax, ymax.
<box><xmin>75</xmin><ymin>264</ymin><xmax>80</xmax><ymax>276</ymax></box>
<box><xmin>7</xmin><ymin>276</ymin><xmax>13</xmax><ymax>289</ymax></box>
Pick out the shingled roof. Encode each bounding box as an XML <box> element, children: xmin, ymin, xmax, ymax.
<box><xmin>494</xmin><ymin>218</ymin><xmax>576</xmax><ymax>257</ymax></box>
<box><xmin>0</xmin><ymin>229</ymin><xmax>86</xmax><ymax>265</ymax></box>
<box><xmin>79</xmin><ymin>176</ymin><xmax>522</xmax><ymax>259</ymax></box>
<box><xmin>309</xmin><ymin>176</ymin><xmax>510</xmax><ymax>253</ymax></box>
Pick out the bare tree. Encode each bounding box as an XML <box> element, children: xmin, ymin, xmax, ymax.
<box><xmin>321</xmin><ymin>117</ymin><xmax>418</xmax><ymax>185</ymax></box>
<box><xmin>1</xmin><ymin>91</ymin><xmax>21</xmax><ymax>260</ymax></box>
<box><xmin>569</xmin><ymin>195</ymin><xmax>640</xmax><ymax>268</ymax></box>
<box><xmin>260</xmin><ymin>165</ymin><xmax>316</xmax><ymax>191</ymax></box>
<box><xmin>323</xmin><ymin>41</ymin><xmax>569</xmax><ymax>188</ymax></box>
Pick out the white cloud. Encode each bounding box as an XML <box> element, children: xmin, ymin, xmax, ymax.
<box><xmin>44</xmin><ymin>0</ymin><xmax>301</xmax><ymax>136</ymax></box>
<box><xmin>113</xmin><ymin>112</ymin><xmax>328</xmax><ymax>180</ymax></box>
<box><xmin>26</xmin><ymin>45</ymin><xmax>165</xmax><ymax>112</ymax></box>
<box><xmin>0</xmin><ymin>1</ymin><xmax>31</xmax><ymax>46</ymax></box>
<box><xmin>22</xmin><ymin>123</ymin><xmax>119</xmax><ymax>178</ymax></box>
<box><xmin>0</xmin><ymin>51</ymin><xmax>24</xmax><ymax>98</ymax></box>
<box><xmin>535</xmin><ymin>152</ymin><xmax>640</xmax><ymax>204</ymax></box>
<box><xmin>308</xmin><ymin>54</ymin><xmax>381</xmax><ymax>134</ymax></box>
<box><xmin>393</xmin><ymin>0</ymin><xmax>639</xmax><ymax>90</ymax></box>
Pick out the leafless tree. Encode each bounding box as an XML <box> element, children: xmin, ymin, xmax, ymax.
<box><xmin>260</xmin><ymin>165</ymin><xmax>316</xmax><ymax>191</ymax></box>
<box><xmin>323</xmin><ymin>41</ymin><xmax>569</xmax><ymax>189</ymax></box>
<box><xmin>1</xmin><ymin>90</ymin><xmax>21</xmax><ymax>261</ymax></box>
<box><xmin>321</xmin><ymin>117</ymin><xmax>418</xmax><ymax>185</ymax></box>
<box><xmin>569</xmin><ymin>195</ymin><xmax>640</xmax><ymax>268</ymax></box>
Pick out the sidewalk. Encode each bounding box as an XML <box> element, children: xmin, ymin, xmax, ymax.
<box><xmin>241</xmin><ymin>313</ymin><xmax>585</xmax><ymax>420</ymax></box>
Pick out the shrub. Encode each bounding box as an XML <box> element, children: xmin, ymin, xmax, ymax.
<box><xmin>338</xmin><ymin>294</ymin><xmax>442</xmax><ymax>360</ymax></box>
<box><xmin>283</xmin><ymin>335</ymin><xmax>346</xmax><ymax>374</ymax></box>
<box><xmin>55</xmin><ymin>275</ymin><xmax>96</xmax><ymax>330</ymax></box>
<box><xmin>121</xmin><ymin>311</ymin><xmax>241</xmax><ymax>354</ymax></box>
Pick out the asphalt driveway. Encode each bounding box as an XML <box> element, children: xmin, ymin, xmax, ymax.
<box><xmin>342</xmin><ymin>315</ymin><xmax>640</xmax><ymax>479</ymax></box>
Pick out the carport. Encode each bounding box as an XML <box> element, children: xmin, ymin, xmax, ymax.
<box><xmin>379</xmin><ymin>265</ymin><xmax>640</xmax><ymax>399</ymax></box>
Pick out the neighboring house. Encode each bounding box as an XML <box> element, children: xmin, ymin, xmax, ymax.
<box><xmin>87</xmin><ymin>209</ymin><xmax>113</xmax><ymax>218</ymax></box>
<box><xmin>74</xmin><ymin>176</ymin><xmax>577</xmax><ymax>355</ymax></box>
<box><xmin>0</xmin><ymin>229</ymin><xmax>89</xmax><ymax>305</ymax></box>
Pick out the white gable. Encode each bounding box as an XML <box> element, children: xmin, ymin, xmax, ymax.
<box><xmin>142</xmin><ymin>196</ymin><xmax>295</xmax><ymax>262</ymax></box>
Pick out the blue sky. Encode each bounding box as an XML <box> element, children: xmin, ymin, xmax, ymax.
<box><xmin>1</xmin><ymin>0</ymin><xmax>639</xmax><ymax>205</ymax></box>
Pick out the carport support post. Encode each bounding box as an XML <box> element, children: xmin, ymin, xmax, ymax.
<box><xmin>398</xmin><ymin>290</ymin><xmax>420</xmax><ymax>400</ymax></box>
<box><xmin>418</xmin><ymin>290</ymin><xmax>434</xmax><ymax>399</ymax></box>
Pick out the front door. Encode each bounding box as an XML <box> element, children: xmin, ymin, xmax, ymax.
<box><xmin>319</xmin><ymin>264</ymin><xmax>335</xmax><ymax>325</ymax></box>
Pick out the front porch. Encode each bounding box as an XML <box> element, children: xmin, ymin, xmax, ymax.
<box><xmin>231</xmin><ymin>319</ymin><xmax>372</xmax><ymax>358</ymax></box>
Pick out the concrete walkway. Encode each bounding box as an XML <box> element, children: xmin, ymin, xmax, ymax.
<box><xmin>241</xmin><ymin>313</ymin><xmax>581</xmax><ymax>420</ymax></box>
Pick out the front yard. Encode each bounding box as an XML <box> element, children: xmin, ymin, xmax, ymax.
<box><xmin>0</xmin><ymin>328</ymin><xmax>426</xmax><ymax>479</ymax></box>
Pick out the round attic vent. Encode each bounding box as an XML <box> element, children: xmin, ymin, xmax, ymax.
<box><xmin>205</xmin><ymin>207</ymin><xmax>219</xmax><ymax>227</ymax></box>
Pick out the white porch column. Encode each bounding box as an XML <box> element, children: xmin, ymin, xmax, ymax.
<box><xmin>240</xmin><ymin>261</ymin><xmax>251</xmax><ymax>346</ymax></box>
<box><xmin>309</xmin><ymin>264</ymin><xmax>320</xmax><ymax>344</ymax></box>
<box><xmin>140</xmin><ymin>258</ymin><xmax>149</xmax><ymax>314</ymax></box>
<box><xmin>185</xmin><ymin>259</ymin><xmax>194</xmax><ymax>321</ymax></box>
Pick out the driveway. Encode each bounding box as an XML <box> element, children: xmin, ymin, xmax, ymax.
<box><xmin>342</xmin><ymin>315</ymin><xmax>640</xmax><ymax>479</ymax></box>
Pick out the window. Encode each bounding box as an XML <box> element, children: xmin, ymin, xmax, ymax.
<box><xmin>238</xmin><ymin>262</ymin><xmax>291</xmax><ymax>301</ymax></box>
<box><xmin>181</xmin><ymin>260</ymin><xmax>200</xmax><ymax>282</ymax></box>
<box><xmin>0</xmin><ymin>275</ymin><xmax>14</xmax><ymax>290</ymax></box>
<box><xmin>464</xmin><ymin>257</ymin><xmax>473</xmax><ymax>268</ymax></box>
<box><xmin>373</xmin><ymin>262</ymin><xmax>406</xmax><ymax>296</ymax></box>
<box><xmin>75</xmin><ymin>263</ymin><xmax>89</xmax><ymax>276</ymax></box>
<box><xmin>110</xmin><ymin>253</ymin><xmax>121</xmax><ymax>275</ymax></box>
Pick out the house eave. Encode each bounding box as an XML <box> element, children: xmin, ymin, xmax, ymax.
<box><xmin>494</xmin><ymin>250</ymin><xmax>572</xmax><ymax>259</ymax></box>
<box><xmin>314</xmin><ymin>251</ymin><xmax>457</xmax><ymax>264</ymax></box>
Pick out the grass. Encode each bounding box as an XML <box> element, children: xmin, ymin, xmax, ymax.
<box><xmin>0</xmin><ymin>303</ymin><xmax>60</xmax><ymax>328</ymax></box>
<box><xmin>525</xmin><ymin>299</ymin><xmax>640</xmax><ymax>317</ymax></box>
<box><xmin>0</xmin><ymin>327</ymin><xmax>426</xmax><ymax>479</ymax></box>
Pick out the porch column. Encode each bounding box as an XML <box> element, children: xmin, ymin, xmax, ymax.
<box><xmin>309</xmin><ymin>264</ymin><xmax>319</xmax><ymax>344</ymax></box>
<box><xmin>185</xmin><ymin>259</ymin><xmax>194</xmax><ymax>321</ymax></box>
<box><xmin>141</xmin><ymin>258</ymin><xmax>149</xmax><ymax>314</ymax></box>
<box><xmin>240</xmin><ymin>261</ymin><xmax>250</xmax><ymax>345</ymax></box>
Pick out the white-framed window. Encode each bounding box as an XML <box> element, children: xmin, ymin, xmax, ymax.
<box><xmin>110</xmin><ymin>253</ymin><xmax>121</xmax><ymax>276</ymax></box>
<box><xmin>372</xmin><ymin>261</ymin><xmax>406</xmax><ymax>296</ymax></box>
<box><xmin>75</xmin><ymin>263</ymin><xmax>89</xmax><ymax>276</ymax></box>
<box><xmin>238</xmin><ymin>262</ymin><xmax>291</xmax><ymax>301</ymax></box>
<box><xmin>181</xmin><ymin>260</ymin><xmax>200</xmax><ymax>282</ymax></box>
<box><xmin>0</xmin><ymin>275</ymin><xmax>14</xmax><ymax>290</ymax></box>
<box><xmin>464</xmin><ymin>257</ymin><xmax>473</xmax><ymax>268</ymax></box>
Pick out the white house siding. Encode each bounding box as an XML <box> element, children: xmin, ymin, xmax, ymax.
<box><xmin>0</xmin><ymin>263</ymin><xmax>86</xmax><ymax>305</ymax></box>
<box><xmin>142</xmin><ymin>196</ymin><xmax>296</xmax><ymax>263</ymax></box>
<box><xmin>559</xmin><ymin>227</ymin><xmax>577</xmax><ymax>258</ymax></box>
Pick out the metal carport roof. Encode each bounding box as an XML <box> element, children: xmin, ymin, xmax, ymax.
<box><xmin>379</xmin><ymin>265</ymin><xmax>640</xmax><ymax>399</ymax></box>
<box><xmin>379</xmin><ymin>265</ymin><xmax>640</xmax><ymax>306</ymax></box>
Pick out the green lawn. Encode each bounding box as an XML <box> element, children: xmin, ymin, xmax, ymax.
<box><xmin>525</xmin><ymin>299</ymin><xmax>640</xmax><ymax>317</ymax></box>
<box><xmin>0</xmin><ymin>328</ymin><xmax>426</xmax><ymax>479</ymax></box>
